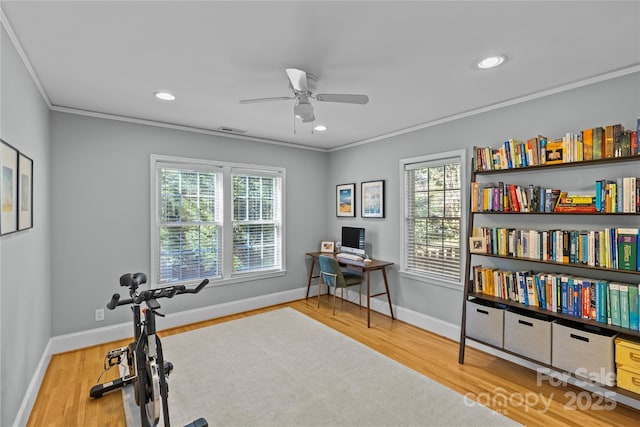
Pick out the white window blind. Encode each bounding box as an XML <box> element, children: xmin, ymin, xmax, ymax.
<box><xmin>403</xmin><ymin>155</ymin><xmax>463</xmax><ymax>281</ymax></box>
<box><xmin>157</xmin><ymin>165</ymin><xmax>222</xmax><ymax>285</ymax></box>
<box><xmin>232</xmin><ymin>172</ymin><xmax>282</xmax><ymax>273</ymax></box>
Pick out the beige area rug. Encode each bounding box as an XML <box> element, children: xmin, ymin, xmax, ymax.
<box><xmin>124</xmin><ymin>307</ymin><xmax>520</xmax><ymax>426</ymax></box>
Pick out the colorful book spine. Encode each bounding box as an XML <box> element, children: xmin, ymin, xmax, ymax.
<box><xmin>592</xmin><ymin>127</ymin><xmax>604</xmax><ymax>160</ymax></box>
<box><xmin>620</xmin><ymin>284</ymin><xmax>630</xmax><ymax>329</ymax></box>
<box><xmin>628</xmin><ymin>285</ymin><xmax>639</xmax><ymax>330</ymax></box>
<box><xmin>582</xmin><ymin>128</ymin><xmax>593</xmax><ymax>161</ymax></box>
<box><xmin>617</xmin><ymin>228</ymin><xmax>638</xmax><ymax>271</ymax></box>
<box><xmin>609</xmin><ymin>283</ymin><xmax>621</xmax><ymax>326</ymax></box>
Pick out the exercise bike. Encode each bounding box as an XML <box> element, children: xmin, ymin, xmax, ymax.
<box><xmin>90</xmin><ymin>272</ymin><xmax>208</xmax><ymax>427</ymax></box>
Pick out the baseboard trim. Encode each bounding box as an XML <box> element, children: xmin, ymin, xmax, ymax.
<box><xmin>16</xmin><ymin>285</ymin><xmax>640</xmax><ymax>425</ymax></box>
<box><xmin>14</xmin><ymin>285</ymin><xmax>314</xmax><ymax>427</ymax></box>
<box><xmin>339</xmin><ymin>289</ymin><xmax>640</xmax><ymax>411</ymax></box>
<box><xmin>13</xmin><ymin>340</ymin><xmax>53</xmax><ymax>427</ymax></box>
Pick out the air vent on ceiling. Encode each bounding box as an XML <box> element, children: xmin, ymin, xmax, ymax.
<box><xmin>217</xmin><ymin>126</ymin><xmax>247</xmax><ymax>134</ymax></box>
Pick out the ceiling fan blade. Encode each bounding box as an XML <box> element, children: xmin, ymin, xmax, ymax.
<box><xmin>285</xmin><ymin>68</ymin><xmax>308</xmax><ymax>92</ymax></box>
<box><xmin>239</xmin><ymin>96</ymin><xmax>294</xmax><ymax>104</ymax></box>
<box><xmin>314</xmin><ymin>94</ymin><xmax>369</xmax><ymax>104</ymax></box>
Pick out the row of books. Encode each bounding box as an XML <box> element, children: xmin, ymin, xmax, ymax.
<box><xmin>471</xmin><ymin>177</ymin><xmax>640</xmax><ymax>213</ymax></box>
<box><xmin>472</xmin><ymin>265</ymin><xmax>640</xmax><ymax>331</ymax></box>
<box><xmin>473</xmin><ymin>119</ymin><xmax>640</xmax><ymax>172</ymax></box>
<box><xmin>470</xmin><ymin>227</ymin><xmax>640</xmax><ymax>271</ymax></box>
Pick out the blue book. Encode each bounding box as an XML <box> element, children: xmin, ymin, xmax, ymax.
<box><xmin>595</xmin><ymin>281</ymin><xmax>604</xmax><ymax>323</ymax></box>
<box><xmin>504</xmin><ymin>141</ymin><xmax>513</xmax><ymax>169</ymax></box>
<box><xmin>595</xmin><ymin>180</ymin><xmax>602</xmax><ymax>211</ymax></box>
<box><xmin>535</xmin><ymin>274</ymin><xmax>545</xmax><ymax>308</ymax></box>
<box><xmin>561</xmin><ymin>277</ymin><xmax>569</xmax><ymax>314</ymax></box>
<box><xmin>628</xmin><ymin>285</ymin><xmax>639</xmax><ymax>330</ymax></box>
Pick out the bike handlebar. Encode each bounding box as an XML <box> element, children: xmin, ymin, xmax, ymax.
<box><xmin>107</xmin><ymin>278</ymin><xmax>210</xmax><ymax>310</ymax></box>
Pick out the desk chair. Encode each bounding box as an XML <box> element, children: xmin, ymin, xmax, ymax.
<box><xmin>318</xmin><ymin>255</ymin><xmax>363</xmax><ymax>315</ymax></box>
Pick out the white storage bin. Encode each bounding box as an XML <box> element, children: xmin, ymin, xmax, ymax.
<box><xmin>552</xmin><ymin>321</ymin><xmax>617</xmax><ymax>386</ymax></box>
<box><xmin>504</xmin><ymin>310</ymin><xmax>552</xmax><ymax>365</ymax></box>
<box><xmin>466</xmin><ymin>299</ymin><xmax>505</xmax><ymax>348</ymax></box>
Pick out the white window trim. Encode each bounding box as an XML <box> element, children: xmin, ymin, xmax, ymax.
<box><xmin>399</xmin><ymin>148</ymin><xmax>467</xmax><ymax>289</ymax></box>
<box><xmin>150</xmin><ymin>154</ymin><xmax>286</xmax><ymax>288</ymax></box>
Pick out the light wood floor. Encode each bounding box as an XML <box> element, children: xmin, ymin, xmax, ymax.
<box><xmin>28</xmin><ymin>297</ymin><xmax>640</xmax><ymax>426</ymax></box>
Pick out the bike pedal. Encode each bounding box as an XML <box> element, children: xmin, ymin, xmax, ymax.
<box><xmin>164</xmin><ymin>361</ymin><xmax>174</xmax><ymax>376</ymax></box>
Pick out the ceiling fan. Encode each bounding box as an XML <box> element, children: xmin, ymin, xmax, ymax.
<box><xmin>239</xmin><ymin>68</ymin><xmax>369</xmax><ymax>123</ymax></box>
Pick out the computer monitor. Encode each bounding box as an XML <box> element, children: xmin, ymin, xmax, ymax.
<box><xmin>341</xmin><ymin>226</ymin><xmax>365</xmax><ymax>256</ymax></box>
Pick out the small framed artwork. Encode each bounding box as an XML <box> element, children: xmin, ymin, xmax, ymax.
<box><xmin>18</xmin><ymin>152</ymin><xmax>33</xmax><ymax>231</ymax></box>
<box><xmin>1</xmin><ymin>139</ymin><xmax>19</xmax><ymax>235</ymax></box>
<box><xmin>361</xmin><ymin>180</ymin><xmax>385</xmax><ymax>218</ymax></box>
<box><xmin>336</xmin><ymin>183</ymin><xmax>356</xmax><ymax>217</ymax></box>
<box><xmin>320</xmin><ymin>241</ymin><xmax>335</xmax><ymax>253</ymax></box>
<box><xmin>469</xmin><ymin>236</ymin><xmax>487</xmax><ymax>254</ymax></box>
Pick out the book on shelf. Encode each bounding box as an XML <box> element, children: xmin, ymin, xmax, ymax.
<box><xmin>470</xmin><ymin>265</ymin><xmax>640</xmax><ymax>331</ymax></box>
<box><xmin>582</xmin><ymin>128</ymin><xmax>593</xmax><ymax>161</ymax></box>
<box><xmin>629</xmin><ymin>285</ymin><xmax>639</xmax><ymax>330</ymax></box>
<box><xmin>473</xmin><ymin>226</ymin><xmax>637</xmax><ymax>270</ymax></box>
<box><xmin>472</xmin><ymin>122</ymin><xmax>638</xmax><ymax>172</ymax></box>
<box><xmin>545</xmin><ymin>138</ymin><xmax>565</xmax><ymax>165</ymax></box>
<box><xmin>617</xmin><ymin>228</ymin><xmax>639</xmax><ymax>271</ymax></box>
<box><xmin>609</xmin><ymin>283</ymin><xmax>621</xmax><ymax>326</ymax></box>
<box><xmin>592</xmin><ymin>127</ymin><xmax>604</xmax><ymax>160</ymax></box>
<box><xmin>620</xmin><ymin>284</ymin><xmax>630</xmax><ymax>329</ymax></box>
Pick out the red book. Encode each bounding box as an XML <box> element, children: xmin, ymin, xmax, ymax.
<box><xmin>554</xmin><ymin>205</ymin><xmax>598</xmax><ymax>213</ymax></box>
<box><xmin>508</xmin><ymin>184</ymin><xmax>520</xmax><ymax>212</ymax></box>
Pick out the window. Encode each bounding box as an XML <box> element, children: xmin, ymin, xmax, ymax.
<box><xmin>151</xmin><ymin>155</ymin><xmax>285</xmax><ymax>287</ymax></box>
<box><xmin>157</xmin><ymin>165</ymin><xmax>222</xmax><ymax>285</ymax></box>
<box><xmin>232</xmin><ymin>172</ymin><xmax>282</xmax><ymax>274</ymax></box>
<box><xmin>401</xmin><ymin>150</ymin><xmax>465</xmax><ymax>284</ymax></box>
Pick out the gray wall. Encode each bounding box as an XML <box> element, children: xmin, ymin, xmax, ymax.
<box><xmin>50</xmin><ymin>112</ymin><xmax>328</xmax><ymax>335</ymax></box>
<box><xmin>2</xmin><ymin>18</ymin><xmax>639</xmax><ymax>425</ymax></box>
<box><xmin>0</xmin><ymin>26</ymin><xmax>52</xmax><ymax>427</ymax></box>
<box><xmin>327</xmin><ymin>72</ymin><xmax>640</xmax><ymax>325</ymax></box>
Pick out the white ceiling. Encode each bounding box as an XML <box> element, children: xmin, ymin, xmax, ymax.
<box><xmin>2</xmin><ymin>1</ymin><xmax>639</xmax><ymax>150</ymax></box>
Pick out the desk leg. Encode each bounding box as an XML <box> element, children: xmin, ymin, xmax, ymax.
<box><xmin>306</xmin><ymin>258</ymin><xmax>316</xmax><ymax>299</ymax></box>
<box><xmin>382</xmin><ymin>267</ymin><xmax>394</xmax><ymax>319</ymax></box>
<box><xmin>367</xmin><ymin>271</ymin><xmax>371</xmax><ymax>328</ymax></box>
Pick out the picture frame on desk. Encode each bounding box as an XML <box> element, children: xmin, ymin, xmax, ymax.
<box><xmin>361</xmin><ymin>180</ymin><xmax>385</xmax><ymax>218</ymax></box>
<box><xmin>320</xmin><ymin>241</ymin><xmax>335</xmax><ymax>253</ymax></box>
<box><xmin>1</xmin><ymin>139</ymin><xmax>19</xmax><ymax>236</ymax></box>
<box><xmin>336</xmin><ymin>183</ymin><xmax>356</xmax><ymax>217</ymax></box>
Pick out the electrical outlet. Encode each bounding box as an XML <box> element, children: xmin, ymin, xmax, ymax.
<box><xmin>95</xmin><ymin>308</ymin><xmax>105</xmax><ymax>322</ymax></box>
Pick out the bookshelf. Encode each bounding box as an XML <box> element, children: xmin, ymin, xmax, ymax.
<box><xmin>458</xmin><ymin>139</ymin><xmax>640</xmax><ymax>403</ymax></box>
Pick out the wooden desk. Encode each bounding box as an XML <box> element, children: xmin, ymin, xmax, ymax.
<box><xmin>305</xmin><ymin>252</ymin><xmax>394</xmax><ymax>327</ymax></box>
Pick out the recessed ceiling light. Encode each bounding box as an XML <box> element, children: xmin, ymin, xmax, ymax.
<box><xmin>314</xmin><ymin>125</ymin><xmax>327</xmax><ymax>131</ymax></box>
<box><xmin>154</xmin><ymin>91</ymin><xmax>175</xmax><ymax>101</ymax></box>
<box><xmin>476</xmin><ymin>55</ymin><xmax>506</xmax><ymax>69</ymax></box>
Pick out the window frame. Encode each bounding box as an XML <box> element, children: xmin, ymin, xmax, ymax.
<box><xmin>150</xmin><ymin>154</ymin><xmax>286</xmax><ymax>288</ymax></box>
<box><xmin>399</xmin><ymin>149</ymin><xmax>467</xmax><ymax>289</ymax></box>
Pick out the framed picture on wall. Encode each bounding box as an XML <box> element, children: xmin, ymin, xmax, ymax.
<box><xmin>361</xmin><ymin>180</ymin><xmax>385</xmax><ymax>218</ymax></box>
<box><xmin>336</xmin><ymin>183</ymin><xmax>356</xmax><ymax>217</ymax></box>
<box><xmin>18</xmin><ymin>152</ymin><xmax>33</xmax><ymax>231</ymax></box>
<box><xmin>1</xmin><ymin>139</ymin><xmax>19</xmax><ymax>235</ymax></box>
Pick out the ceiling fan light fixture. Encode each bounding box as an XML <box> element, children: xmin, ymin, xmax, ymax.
<box><xmin>294</xmin><ymin>99</ymin><xmax>314</xmax><ymax>121</ymax></box>
<box><xmin>476</xmin><ymin>55</ymin><xmax>506</xmax><ymax>69</ymax></box>
<box><xmin>154</xmin><ymin>91</ymin><xmax>176</xmax><ymax>101</ymax></box>
<box><xmin>314</xmin><ymin>125</ymin><xmax>327</xmax><ymax>132</ymax></box>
